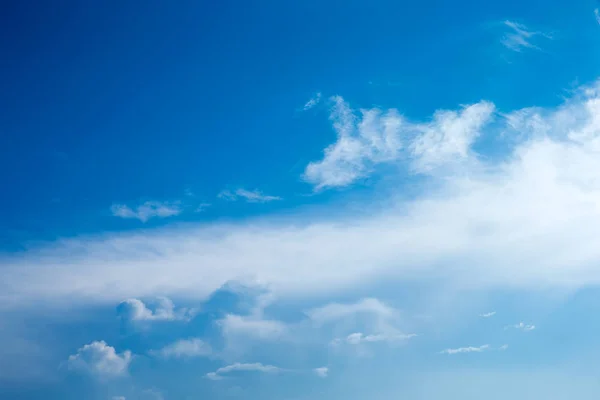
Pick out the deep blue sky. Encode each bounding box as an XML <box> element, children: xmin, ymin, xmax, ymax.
<box><xmin>3</xmin><ymin>1</ymin><xmax>600</xmax><ymax>399</ymax></box>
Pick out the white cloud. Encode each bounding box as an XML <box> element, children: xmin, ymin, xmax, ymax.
<box><xmin>500</xmin><ymin>20</ymin><xmax>551</xmax><ymax>53</ymax></box>
<box><xmin>111</xmin><ymin>201</ymin><xmax>181</xmax><ymax>222</ymax></box>
<box><xmin>150</xmin><ymin>338</ymin><xmax>211</xmax><ymax>359</ymax></box>
<box><xmin>205</xmin><ymin>362</ymin><xmax>280</xmax><ymax>380</ymax></box>
<box><xmin>118</xmin><ymin>297</ymin><xmax>194</xmax><ymax>322</ymax></box>
<box><xmin>314</xmin><ymin>367</ymin><xmax>328</xmax><ymax>378</ymax></box>
<box><xmin>303</xmin><ymin>96</ymin><xmax>494</xmax><ymax>189</ymax></box>
<box><xmin>480</xmin><ymin>311</ymin><xmax>496</xmax><ymax>318</ymax></box>
<box><xmin>218</xmin><ymin>314</ymin><xmax>287</xmax><ymax>340</ymax></box>
<box><xmin>67</xmin><ymin>341</ymin><xmax>131</xmax><ymax>378</ymax></box>
<box><xmin>218</xmin><ymin>188</ymin><xmax>281</xmax><ymax>203</ymax></box>
<box><xmin>595</xmin><ymin>9</ymin><xmax>600</xmax><ymax>25</ymax></box>
<box><xmin>303</xmin><ymin>92</ymin><xmax>322</xmax><ymax>111</ymax></box>
<box><xmin>195</xmin><ymin>203</ymin><xmax>211</xmax><ymax>212</ymax></box>
<box><xmin>339</xmin><ymin>332</ymin><xmax>416</xmax><ymax>345</ymax></box>
<box><xmin>306</xmin><ymin>298</ymin><xmax>396</xmax><ymax>324</ymax></box>
<box><xmin>499</xmin><ymin>344</ymin><xmax>509</xmax><ymax>351</ymax></box>
<box><xmin>440</xmin><ymin>344</ymin><xmax>490</xmax><ymax>355</ymax></box>
<box><xmin>506</xmin><ymin>322</ymin><xmax>535</xmax><ymax>332</ymax></box>
<box><xmin>8</xmin><ymin>80</ymin><xmax>600</xmax><ymax>310</ymax></box>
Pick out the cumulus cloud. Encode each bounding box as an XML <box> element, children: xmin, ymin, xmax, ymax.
<box><xmin>205</xmin><ymin>362</ymin><xmax>280</xmax><ymax>380</ymax></box>
<box><xmin>303</xmin><ymin>92</ymin><xmax>322</xmax><ymax>111</ymax></box>
<box><xmin>67</xmin><ymin>341</ymin><xmax>131</xmax><ymax>378</ymax></box>
<box><xmin>118</xmin><ymin>297</ymin><xmax>195</xmax><ymax>322</ymax></box>
<box><xmin>440</xmin><ymin>344</ymin><xmax>490</xmax><ymax>355</ymax></box>
<box><xmin>480</xmin><ymin>311</ymin><xmax>496</xmax><ymax>318</ymax></box>
<box><xmin>110</xmin><ymin>201</ymin><xmax>181</xmax><ymax>222</ymax></box>
<box><xmin>314</xmin><ymin>367</ymin><xmax>328</xmax><ymax>378</ymax></box>
<box><xmin>218</xmin><ymin>188</ymin><xmax>281</xmax><ymax>203</ymax></box>
<box><xmin>7</xmin><ymin>80</ymin><xmax>600</xmax><ymax>309</ymax></box>
<box><xmin>150</xmin><ymin>338</ymin><xmax>211</xmax><ymax>359</ymax></box>
<box><xmin>500</xmin><ymin>20</ymin><xmax>551</xmax><ymax>53</ymax></box>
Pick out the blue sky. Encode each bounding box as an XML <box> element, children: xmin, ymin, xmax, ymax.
<box><xmin>3</xmin><ymin>1</ymin><xmax>600</xmax><ymax>399</ymax></box>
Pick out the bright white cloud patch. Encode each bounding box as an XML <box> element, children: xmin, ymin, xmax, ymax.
<box><xmin>218</xmin><ymin>314</ymin><xmax>287</xmax><ymax>340</ymax></box>
<box><xmin>111</xmin><ymin>201</ymin><xmax>181</xmax><ymax>222</ymax></box>
<box><xmin>303</xmin><ymin>92</ymin><xmax>322</xmax><ymax>110</ymax></box>
<box><xmin>7</xmin><ymin>81</ymin><xmax>600</xmax><ymax>307</ymax></box>
<box><xmin>314</xmin><ymin>367</ymin><xmax>328</xmax><ymax>378</ymax></box>
<box><xmin>150</xmin><ymin>338</ymin><xmax>211</xmax><ymax>359</ymax></box>
<box><xmin>440</xmin><ymin>344</ymin><xmax>490</xmax><ymax>355</ymax></box>
<box><xmin>205</xmin><ymin>362</ymin><xmax>280</xmax><ymax>380</ymax></box>
<box><xmin>306</xmin><ymin>298</ymin><xmax>396</xmax><ymax>324</ymax></box>
<box><xmin>303</xmin><ymin>96</ymin><xmax>494</xmax><ymax>189</ymax></box>
<box><xmin>67</xmin><ymin>341</ymin><xmax>131</xmax><ymax>378</ymax></box>
<box><xmin>500</xmin><ymin>20</ymin><xmax>551</xmax><ymax>53</ymax></box>
<box><xmin>118</xmin><ymin>297</ymin><xmax>194</xmax><ymax>322</ymax></box>
<box><xmin>218</xmin><ymin>188</ymin><xmax>281</xmax><ymax>203</ymax></box>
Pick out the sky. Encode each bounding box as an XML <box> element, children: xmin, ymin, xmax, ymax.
<box><xmin>2</xmin><ymin>1</ymin><xmax>600</xmax><ymax>399</ymax></box>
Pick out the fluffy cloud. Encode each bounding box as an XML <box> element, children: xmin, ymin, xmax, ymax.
<box><xmin>500</xmin><ymin>20</ymin><xmax>551</xmax><ymax>52</ymax></box>
<box><xmin>110</xmin><ymin>201</ymin><xmax>181</xmax><ymax>222</ymax></box>
<box><xmin>205</xmin><ymin>362</ymin><xmax>280</xmax><ymax>380</ymax></box>
<box><xmin>6</xmin><ymin>81</ymin><xmax>600</xmax><ymax>308</ymax></box>
<box><xmin>440</xmin><ymin>345</ymin><xmax>490</xmax><ymax>355</ymax></box>
<box><xmin>218</xmin><ymin>188</ymin><xmax>281</xmax><ymax>203</ymax></box>
<box><xmin>150</xmin><ymin>338</ymin><xmax>211</xmax><ymax>359</ymax></box>
<box><xmin>67</xmin><ymin>341</ymin><xmax>131</xmax><ymax>378</ymax></box>
<box><xmin>118</xmin><ymin>297</ymin><xmax>194</xmax><ymax>322</ymax></box>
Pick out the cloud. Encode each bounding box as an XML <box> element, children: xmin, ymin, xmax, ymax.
<box><xmin>480</xmin><ymin>311</ymin><xmax>496</xmax><ymax>318</ymax></box>
<box><xmin>118</xmin><ymin>297</ymin><xmax>195</xmax><ymax>322</ymax></box>
<box><xmin>506</xmin><ymin>322</ymin><xmax>535</xmax><ymax>332</ymax></box>
<box><xmin>440</xmin><ymin>344</ymin><xmax>490</xmax><ymax>355</ymax></box>
<box><xmin>499</xmin><ymin>344</ymin><xmax>509</xmax><ymax>351</ymax></box>
<box><xmin>500</xmin><ymin>20</ymin><xmax>551</xmax><ymax>53</ymax></box>
<box><xmin>303</xmin><ymin>92</ymin><xmax>322</xmax><ymax>111</ymax></box>
<box><xmin>195</xmin><ymin>203</ymin><xmax>211</xmax><ymax>212</ymax></box>
<box><xmin>218</xmin><ymin>314</ymin><xmax>287</xmax><ymax>340</ymax></box>
<box><xmin>303</xmin><ymin>96</ymin><xmax>494</xmax><ymax>189</ymax></box>
<box><xmin>218</xmin><ymin>188</ymin><xmax>281</xmax><ymax>203</ymax></box>
<box><xmin>595</xmin><ymin>9</ymin><xmax>600</xmax><ymax>25</ymax></box>
<box><xmin>111</xmin><ymin>201</ymin><xmax>181</xmax><ymax>222</ymax></box>
<box><xmin>306</xmin><ymin>298</ymin><xmax>396</xmax><ymax>324</ymax></box>
<box><xmin>150</xmin><ymin>338</ymin><xmax>211</xmax><ymax>359</ymax></box>
<box><xmin>67</xmin><ymin>341</ymin><xmax>131</xmax><ymax>378</ymax></box>
<box><xmin>314</xmin><ymin>367</ymin><xmax>328</xmax><ymax>378</ymax></box>
<box><xmin>8</xmin><ymin>80</ymin><xmax>600</xmax><ymax>309</ymax></box>
<box><xmin>336</xmin><ymin>332</ymin><xmax>416</xmax><ymax>345</ymax></box>
<box><xmin>205</xmin><ymin>362</ymin><xmax>280</xmax><ymax>380</ymax></box>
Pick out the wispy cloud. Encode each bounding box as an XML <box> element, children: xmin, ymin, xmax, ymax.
<box><xmin>303</xmin><ymin>95</ymin><xmax>494</xmax><ymax>189</ymax></box>
<box><xmin>595</xmin><ymin>9</ymin><xmax>600</xmax><ymax>25</ymax></box>
<box><xmin>480</xmin><ymin>311</ymin><xmax>496</xmax><ymax>318</ymax></box>
<box><xmin>303</xmin><ymin>92</ymin><xmax>322</xmax><ymax>111</ymax></box>
<box><xmin>218</xmin><ymin>313</ymin><xmax>287</xmax><ymax>340</ymax></box>
<box><xmin>150</xmin><ymin>338</ymin><xmax>211</xmax><ymax>359</ymax></box>
<box><xmin>506</xmin><ymin>322</ymin><xmax>535</xmax><ymax>332</ymax></box>
<box><xmin>195</xmin><ymin>203</ymin><xmax>211</xmax><ymax>212</ymax></box>
<box><xmin>118</xmin><ymin>297</ymin><xmax>195</xmax><ymax>322</ymax></box>
<box><xmin>205</xmin><ymin>362</ymin><xmax>280</xmax><ymax>380</ymax></box>
<box><xmin>67</xmin><ymin>341</ymin><xmax>131</xmax><ymax>378</ymax></box>
<box><xmin>440</xmin><ymin>344</ymin><xmax>490</xmax><ymax>355</ymax></box>
<box><xmin>333</xmin><ymin>332</ymin><xmax>416</xmax><ymax>346</ymax></box>
<box><xmin>501</xmin><ymin>20</ymin><xmax>551</xmax><ymax>52</ymax></box>
<box><xmin>314</xmin><ymin>367</ymin><xmax>328</xmax><ymax>378</ymax></box>
<box><xmin>111</xmin><ymin>201</ymin><xmax>181</xmax><ymax>222</ymax></box>
<box><xmin>218</xmin><ymin>188</ymin><xmax>281</xmax><ymax>203</ymax></box>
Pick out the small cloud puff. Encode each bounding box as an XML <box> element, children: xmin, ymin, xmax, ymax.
<box><xmin>150</xmin><ymin>338</ymin><xmax>211</xmax><ymax>359</ymax></box>
<box><xmin>67</xmin><ymin>341</ymin><xmax>131</xmax><ymax>378</ymax></box>
<box><xmin>303</xmin><ymin>92</ymin><xmax>322</xmax><ymax>111</ymax></box>
<box><xmin>506</xmin><ymin>322</ymin><xmax>535</xmax><ymax>331</ymax></box>
<box><xmin>440</xmin><ymin>344</ymin><xmax>490</xmax><ymax>355</ymax></box>
<box><xmin>205</xmin><ymin>362</ymin><xmax>280</xmax><ymax>380</ymax></box>
<box><xmin>118</xmin><ymin>297</ymin><xmax>195</xmax><ymax>322</ymax></box>
<box><xmin>480</xmin><ymin>311</ymin><xmax>496</xmax><ymax>318</ymax></box>
<box><xmin>110</xmin><ymin>200</ymin><xmax>181</xmax><ymax>222</ymax></box>
<box><xmin>333</xmin><ymin>332</ymin><xmax>416</xmax><ymax>346</ymax></box>
<box><xmin>218</xmin><ymin>188</ymin><xmax>282</xmax><ymax>203</ymax></box>
<box><xmin>314</xmin><ymin>367</ymin><xmax>328</xmax><ymax>378</ymax></box>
